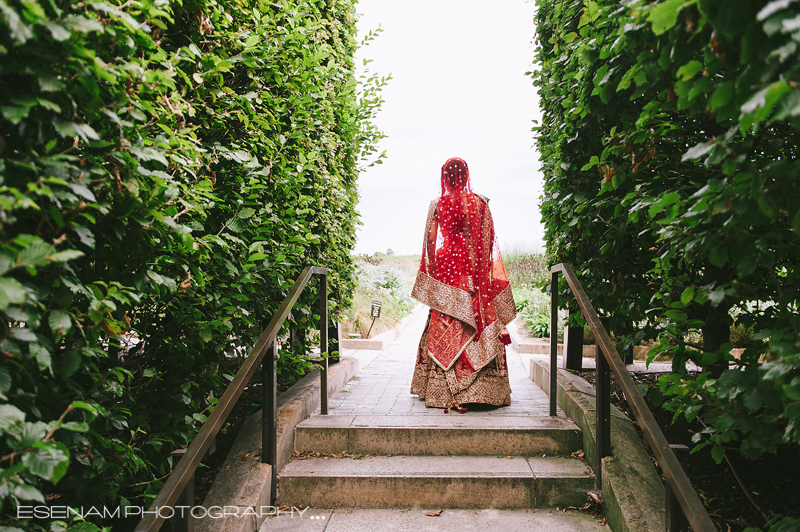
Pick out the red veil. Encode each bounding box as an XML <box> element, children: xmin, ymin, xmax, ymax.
<box><xmin>412</xmin><ymin>158</ymin><xmax>516</xmax><ymax>397</ymax></box>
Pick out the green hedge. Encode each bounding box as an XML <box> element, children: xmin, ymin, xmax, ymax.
<box><xmin>0</xmin><ymin>0</ymin><xmax>384</xmax><ymax>527</ymax></box>
<box><xmin>532</xmin><ymin>0</ymin><xmax>800</xmax><ymax>465</ymax></box>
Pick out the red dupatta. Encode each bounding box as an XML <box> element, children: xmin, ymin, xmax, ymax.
<box><xmin>412</xmin><ymin>158</ymin><xmax>515</xmax><ymax>386</ymax></box>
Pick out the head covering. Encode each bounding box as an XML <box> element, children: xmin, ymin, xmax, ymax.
<box><xmin>440</xmin><ymin>157</ymin><xmax>471</xmax><ymax>196</ymax></box>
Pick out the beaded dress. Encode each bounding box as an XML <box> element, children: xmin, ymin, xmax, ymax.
<box><xmin>410</xmin><ymin>157</ymin><xmax>516</xmax><ymax>409</ymax></box>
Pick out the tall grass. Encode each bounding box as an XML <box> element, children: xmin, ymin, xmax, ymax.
<box><xmin>342</xmin><ymin>255</ymin><xmax>420</xmax><ymax>338</ymax></box>
<box><xmin>503</xmin><ymin>250</ymin><xmax>564</xmax><ymax>338</ymax></box>
<box><xmin>503</xmin><ymin>249</ymin><xmax>549</xmax><ymax>290</ymax></box>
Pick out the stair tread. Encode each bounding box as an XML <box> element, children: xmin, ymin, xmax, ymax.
<box><xmin>297</xmin><ymin>414</ymin><xmax>580</xmax><ymax>431</ymax></box>
<box><xmin>258</xmin><ymin>508</ymin><xmax>609</xmax><ymax>531</ymax></box>
<box><xmin>280</xmin><ymin>455</ymin><xmax>593</xmax><ymax>478</ymax></box>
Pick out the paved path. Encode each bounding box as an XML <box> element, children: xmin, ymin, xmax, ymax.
<box><xmin>259</xmin><ymin>308</ymin><xmax>607</xmax><ymax>532</ymax></box>
<box><xmin>321</xmin><ymin>305</ymin><xmax>563</xmax><ymax>417</ymax></box>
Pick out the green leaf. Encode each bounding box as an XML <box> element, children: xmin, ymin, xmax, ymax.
<box><xmin>55</xmin><ymin>350</ymin><xmax>81</xmax><ymax>378</ymax></box>
<box><xmin>708</xmin><ymin>81</ymin><xmax>734</xmax><ymax>111</ymax></box>
<box><xmin>711</xmin><ymin>444</ymin><xmax>725</xmax><ymax>463</ymax></box>
<box><xmin>44</xmin><ymin>21</ymin><xmax>71</xmax><ymax>41</ymax></box>
<box><xmin>677</xmin><ymin>60</ymin><xmax>703</xmax><ymax>81</ymax></box>
<box><xmin>665</xmin><ymin>310</ymin><xmax>688</xmax><ymax>321</ymax></box>
<box><xmin>649</xmin><ymin>192</ymin><xmax>681</xmax><ymax>217</ymax></box>
<box><xmin>69</xmin><ymin>183</ymin><xmax>97</xmax><ymax>202</ymax></box>
<box><xmin>13</xmin><ymin>483</ymin><xmax>45</xmax><ymax>503</ymax></box>
<box><xmin>784</xmin><ymin>377</ymin><xmax>800</xmax><ymax>401</ymax></box>
<box><xmin>785</xmin><ymin>402</ymin><xmax>800</xmax><ymax>419</ymax></box>
<box><xmin>49</xmin><ymin>310</ymin><xmax>72</xmax><ymax>334</ymax></box>
<box><xmin>743</xmin><ymin>388</ymin><xmax>762</xmax><ymax>413</ymax></box>
<box><xmin>0</xmin><ymin>366</ymin><xmax>11</xmax><ymax>398</ymax></box>
<box><xmin>757</xmin><ymin>0</ymin><xmax>794</xmax><ymax>20</ymax></box>
<box><xmin>238</xmin><ymin>208</ymin><xmax>256</xmax><ymax>219</ymax></box>
<box><xmin>30</xmin><ymin>343</ymin><xmax>52</xmax><ymax>372</ymax></box>
<box><xmin>647</xmin><ymin>0</ymin><xmax>689</xmax><ymax>35</ymax></box>
<box><xmin>680</xmin><ymin>286</ymin><xmax>695</xmax><ymax>305</ymax></box>
<box><xmin>69</xmin><ymin>400</ymin><xmax>100</xmax><ymax>415</ymax></box>
<box><xmin>0</xmin><ymin>277</ymin><xmax>27</xmax><ymax>309</ymax></box>
<box><xmin>192</xmin><ymin>413</ymin><xmax>208</xmax><ymax>423</ymax></box>
<box><xmin>0</xmin><ymin>404</ymin><xmax>25</xmax><ymax>431</ymax></box>
<box><xmin>22</xmin><ymin>444</ymin><xmax>69</xmax><ymax>482</ymax></box>
<box><xmin>60</xmin><ymin>421</ymin><xmax>90</xmax><ymax>432</ymax></box>
<box><xmin>18</xmin><ymin>239</ymin><xmax>51</xmax><ymax>265</ymax></box>
<box><xmin>1</xmin><ymin>103</ymin><xmax>34</xmax><ymax>124</ymax></box>
<box><xmin>709</xmin><ymin>246</ymin><xmax>728</xmax><ymax>267</ymax></box>
<box><xmin>227</xmin><ymin>218</ymin><xmax>247</xmax><ymax>233</ymax></box>
<box><xmin>248</xmin><ymin>253</ymin><xmax>267</xmax><ymax>262</ymax></box>
<box><xmin>681</xmin><ymin>141</ymin><xmax>714</xmax><ymax>161</ymax></box>
<box><xmin>48</xmin><ymin>249</ymin><xmax>85</xmax><ymax>262</ymax></box>
<box><xmin>67</xmin><ymin>523</ymin><xmax>102</xmax><ymax>532</ymax></box>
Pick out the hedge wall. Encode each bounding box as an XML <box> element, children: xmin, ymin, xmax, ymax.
<box><xmin>0</xmin><ymin>0</ymin><xmax>384</xmax><ymax>527</ymax></box>
<box><xmin>532</xmin><ymin>0</ymin><xmax>800</xmax><ymax>472</ymax></box>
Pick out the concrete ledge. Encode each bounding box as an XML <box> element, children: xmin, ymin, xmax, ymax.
<box><xmin>341</xmin><ymin>328</ymin><xmax>397</xmax><ymax>350</ymax></box>
<box><xmin>507</xmin><ymin>318</ymin><xmax>595</xmax><ymax>356</ymax></box>
<box><xmin>294</xmin><ymin>414</ymin><xmax>582</xmax><ymax>457</ymax></box>
<box><xmin>529</xmin><ymin>360</ymin><xmax>665</xmax><ymax>532</ymax></box>
<box><xmin>196</xmin><ymin>356</ymin><xmax>360</xmax><ymax>532</ymax></box>
<box><xmin>278</xmin><ymin>455</ymin><xmax>592</xmax><ymax>509</ymax></box>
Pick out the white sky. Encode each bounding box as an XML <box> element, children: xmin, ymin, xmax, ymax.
<box><xmin>353</xmin><ymin>0</ymin><xmax>545</xmax><ymax>256</ymax></box>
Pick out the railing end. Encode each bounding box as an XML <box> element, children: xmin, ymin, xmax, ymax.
<box><xmin>551</xmin><ymin>263</ymin><xmax>564</xmax><ymax>273</ymax></box>
<box><xmin>311</xmin><ymin>266</ymin><xmax>329</xmax><ymax>275</ymax></box>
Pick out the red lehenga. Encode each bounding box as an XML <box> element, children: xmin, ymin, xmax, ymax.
<box><xmin>410</xmin><ymin>157</ymin><xmax>516</xmax><ymax>409</ymax></box>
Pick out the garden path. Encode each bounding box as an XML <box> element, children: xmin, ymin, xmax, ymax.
<box><xmin>326</xmin><ymin>304</ymin><xmax>563</xmax><ymax>416</ymax></box>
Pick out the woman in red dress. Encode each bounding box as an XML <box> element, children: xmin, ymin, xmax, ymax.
<box><xmin>410</xmin><ymin>157</ymin><xmax>516</xmax><ymax>411</ymax></box>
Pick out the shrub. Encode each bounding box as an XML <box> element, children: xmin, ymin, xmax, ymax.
<box><xmin>0</xmin><ymin>0</ymin><xmax>385</xmax><ymax>527</ymax></box>
<box><xmin>532</xmin><ymin>0</ymin><xmax>800</xmax><ymax>464</ymax></box>
<box><xmin>343</xmin><ymin>259</ymin><xmax>415</xmax><ymax>338</ymax></box>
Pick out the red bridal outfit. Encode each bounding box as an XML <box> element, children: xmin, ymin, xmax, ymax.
<box><xmin>410</xmin><ymin>157</ymin><xmax>516</xmax><ymax>410</ymax></box>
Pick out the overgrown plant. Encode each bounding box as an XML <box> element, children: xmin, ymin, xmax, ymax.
<box><xmin>0</xmin><ymin>0</ymin><xmax>386</xmax><ymax>528</ymax></box>
<box><xmin>532</xmin><ymin>0</ymin><xmax>800</xmax><ymax>488</ymax></box>
<box><xmin>343</xmin><ymin>258</ymin><xmax>415</xmax><ymax>338</ymax></box>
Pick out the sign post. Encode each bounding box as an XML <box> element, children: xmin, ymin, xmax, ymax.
<box><xmin>367</xmin><ymin>300</ymin><xmax>382</xmax><ymax>337</ymax></box>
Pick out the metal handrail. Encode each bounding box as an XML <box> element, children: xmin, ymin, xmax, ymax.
<box><xmin>135</xmin><ymin>265</ymin><xmax>330</xmax><ymax>532</ymax></box>
<box><xmin>550</xmin><ymin>263</ymin><xmax>717</xmax><ymax>532</ymax></box>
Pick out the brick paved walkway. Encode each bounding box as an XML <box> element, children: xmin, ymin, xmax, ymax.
<box><xmin>323</xmin><ymin>305</ymin><xmax>563</xmax><ymax>417</ymax></box>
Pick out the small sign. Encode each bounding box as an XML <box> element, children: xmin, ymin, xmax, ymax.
<box><xmin>371</xmin><ymin>301</ymin><xmax>382</xmax><ymax>318</ymax></box>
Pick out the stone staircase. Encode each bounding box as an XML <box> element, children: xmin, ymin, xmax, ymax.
<box><xmin>277</xmin><ymin>413</ymin><xmax>594</xmax><ymax>510</ymax></box>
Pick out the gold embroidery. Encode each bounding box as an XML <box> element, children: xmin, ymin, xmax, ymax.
<box><xmin>411</xmin><ymin>271</ymin><xmax>476</xmax><ymax>327</ymax></box>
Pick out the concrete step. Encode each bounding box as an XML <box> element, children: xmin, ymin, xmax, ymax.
<box><xmin>278</xmin><ymin>455</ymin><xmax>594</xmax><ymax>509</ymax></box>
<box><xmin>294</xmin><ymin>415</ymin><xmax>582</xmax><ymax>457</ymax></box>
<box><xmin>258</xmin><ymin>508</ymin><xmax>609</xmax><ymax>531</ymax></box>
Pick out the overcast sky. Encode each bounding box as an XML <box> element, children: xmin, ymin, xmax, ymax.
<box><xmin>352</xmin><ymin>0</ymin><xmax>545</xmax><ymax>256</ymax></box>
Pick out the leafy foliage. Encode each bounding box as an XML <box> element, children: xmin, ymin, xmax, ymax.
<box><xmin>0</xmin><ymin>0</ymin><xmax>384</xmax><ymax>527</ymax></box>
<box><xmin>532</xmin><ymin>0</ymin><xmax>800</xmax><ymax>472</ymax></box>
<box><xmin>343</xmin><ymin>258</ymin><xmax>415</xmax><ymax>339</ymax></box>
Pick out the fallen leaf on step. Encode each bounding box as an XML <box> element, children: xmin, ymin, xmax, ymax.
<box><xmin>425</xmin><ymin>510</ymin><xmax>443</xmax><ymax>517</ymax></box>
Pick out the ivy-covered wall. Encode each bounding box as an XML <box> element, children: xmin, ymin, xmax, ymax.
<box><xmin>0</xmin><ymin>0</ymin><xmax>384</xmax><ymax>526</ymax></box>
<box><xmin>532</xmin><ymin>0</ymin><xmax>799</xmax><ymax>476</ymax></box>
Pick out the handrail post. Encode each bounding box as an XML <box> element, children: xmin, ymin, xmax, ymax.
<box><xmin>666</xmin><ymin>444</ymin><xmax>690</xmax><ymax>531</ymax></box>
<box><xmin>168</xmin><ymin>450</ymin><xmax>194</xmax><ymax>532</ymax></box>
<box><xmin>596</xmin><ymin>317</ymin><xmax>612</xmax><ymax>492</ymax></box>
<box><xmin>262</xmin><ymin>340</ymin><xmax>277</xmax><ymax>506</ymax></box>
<box><xmin>549</xmin><ymin>269</ymin><xmax>559</xmax><ymax>417</ymax></box>
<box><xmin>319</xmin><ymin>271</ymin><xmax>328</xmax><ymax>415</ymax></box>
